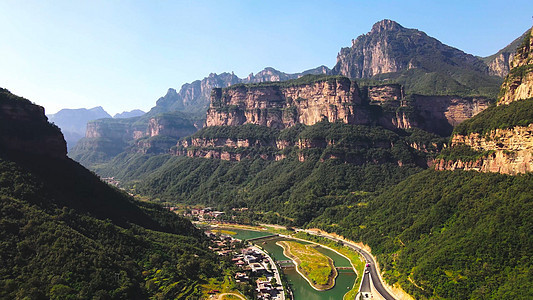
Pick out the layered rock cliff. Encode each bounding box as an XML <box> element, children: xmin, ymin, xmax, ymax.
<box><xmin>71</xmin><ymin>111</ymin><xmax>199</xmax><ymax>164</ymax></box>
<box><xmin>435</xmin><ymin>124</ymin><xmax>533</xmax><ymax>174</ymax></box>
<box><xmin>205</xmin><ymin>76</ymin><xmax>490</xmax><ymax>136</ymax></box>
<box><xmin>150</xmin><ymin>66</ymin><xmax>331</xmax><ymax>115</ymax></box>
<box><xmin>206</xmin><ymin>77</ymin><xmax>361</xmax><ymax>129</ymax></box>
<box><xmin>0</xmin><ymin>88</ymin><xmax>67</xmax><ymax>158</ymax></box>
<box><xmin>409</xmin><ymin>95</ymin><xmax>491</xmax><ymax>136</ymax></box>
<box><xmin>47</xmin><ymin>106</ymin><xmax>111</xmax><ymax>150</ymax></box>
<box><xmin>173</xmin><ymin>122</ymin><xmax>444</xmax><ymax>165</ymax></box>
<box><xmin>437</xmin><ymin>27</ymin><xmax>533</xmax><ymax>174</ymax></box>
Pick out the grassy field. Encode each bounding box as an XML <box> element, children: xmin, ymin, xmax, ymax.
<box><xmin>211</xmin><ymin>229</ymin><xmax>238</xmax><ymax>235</ymax></box>
<box><xmin>293</xmin><ymin>232</ymin><xmax>366</xmax><ymax>300</ymax></box>
<box><xmin>200</xmin><ymin>271</ymin><xmax>246</xmax><ymax>300</ymax></box>
<box><xmin>277</xmin><ymin>240</ymin><xmax>336</xmax><ymax>289</ymax></box>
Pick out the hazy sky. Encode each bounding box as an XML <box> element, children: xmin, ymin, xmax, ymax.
<box><xmin>1</xmin><ymin>0</ymin><xmax>532</xmax><ymax>115</ymax></box>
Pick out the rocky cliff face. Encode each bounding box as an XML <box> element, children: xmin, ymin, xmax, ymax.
<box><xmin>483</xmin><ymin>30</ymin><xmax>529</xmax><ymax>77</ymax></box>
<box><xmin>410</xmin><ymin>95</ymin><xmax>491</xmax><ymax>136</ymax></box>
<box><xmin>499</xmin><ymin>29</ymin><xmax>533</xmax><ymax>105</ymax></box>
<box><xmin>47</xmin><ymin>106</ymin><xmax>111</xmax><ymax>150</ymax></box>
<box><xmin>147</xmin><ymin>114</ymin><xmax>197</xmax><ymax>138</ymax></box>
<box><xmin>85</xmin><ymin>119</ymin><xmax>134</xmax><ymax>140</ymax></box>
<box><xmin>71</xmin><ymin>111</ymin><xmax>198</xmax><ymax>164</ymax></box>
<box><xmin>365</xmin><ymin>84</ymin><xmax>403</xmax><ymax>103</ymax></box>
<box><xmin>332</xmin><ymin>20</ymin><xmax>488</xmax><ymax>79</ymax></box>
<box><xmin>206</xmin><ymin>77</ymin><xmax>361</xmax><ymax>129</ymax></box>
<box><xmin>435</xmin><ymin>124</ymin><xmax>533</xmax><ymax>174</ymax></box>
<box><xmin>437</xmin><ymin>27</ymin><xmax>533</xmax><ymax>175</ymax></box>
<box><xmin>150</xmin><ymin>66</ymin><xmax>331</xmax><ymax>115</ymax></box>
<box><xmin>486</xmin><ymin>52</ymin><xmax>514</xmax><ymax>78</ymax></box>
<box><xmin>0</xmin><ymin>88</ymin><xmax>67</xmax><ymax>158</ymax></box>
<box><xmin>205</xmin><ymin>76</ymin><xmax>490</xmax><ymax>136</ymax></box>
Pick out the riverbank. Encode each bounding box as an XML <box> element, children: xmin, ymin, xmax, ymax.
<box><xmin>276</xmin><ymin>241</ymin><xmax>338</xmax><ymax>291</ymax></box>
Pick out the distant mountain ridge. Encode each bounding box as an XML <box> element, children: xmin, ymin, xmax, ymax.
<box><xmin>70</xmin><ymin>20</ymin><xmax>528</xmax><ymax>168</ymax></box>
<box><xmin>483</xmin><ymin>29</ymin><xmax>530</xmax><ymax>77</ymax></box>
<box><xmin>0</xmin><ymin>87</ymin><xmax>220</xmax><ymax>299</ymax></box>
<box><xmin>150</xmin><ymin>65</ymin><xmax>330</xmax><ymax>115</ymax></box>
<box><xmin>47</xmin><ymin>106</ymin><xmax>111</xmax><ymax>150</ymax></box>
<box><xmin>113</xmin><ymin>109</ymin><xmax>145</xmax><ymax>119</ymax></box>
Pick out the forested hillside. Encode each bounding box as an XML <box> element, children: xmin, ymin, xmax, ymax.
<box><xmin>0</xmin><ymin>89</ymin><xmax>221</xmax><ymax>299</ymax></box>
<box><xmin>94</xmin><ymin>122</ymin><xmax>445</xmax><ymax>225</ymax></box>
<box><xmin>312</xmin><ymin>170</ymin><xmax>533</xmax><ymax>299</ymax></box>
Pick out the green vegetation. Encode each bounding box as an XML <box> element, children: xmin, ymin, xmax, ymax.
<box><xmin>211</xmin><ymin>229</ymin><xmax>237</xmax><ymax>235</ymax></box>
<box><xmin>293</xmin><ymin>232</ymin><xmax>366</xmax><ymax>299</ymax></box>
<box><xmin>370</xmin><ymin>68</ymin><xmax>501</xmax><ymax>99</ymax></box>
<box><xmin>277</xmin><ymin>241</ymin><xmax>335</xmax><ymax>288</ymax></box>
<box><xmin>0</xmin><ymin>153</ymin><xmax>225</xmax><ymax>299</ymax></box>
<box><xmin>96</xmin><ymin>125</ymin><xmax>434</xmax><ymax>225</ymax></box>
<box><xmin>315</xmin><ymin>170</ymin><xmax>533</xmax><ymax>299</ymax></box>
<box><xmin>69</xmin><ymin>111</ymin><xmax>202</xmax><ymax>167</ymax></box>
<box><xmin>454</xmin><ymin>98</ymin><xmax>533</xmax><ymax>136</ymax></box>
<box><xmin>437</xmin><ymin>144</ymin><xmax>494</xmax><ymax>162</ymax></box>
<box><xmin>189</xmin><ymin>124</ymin><xmax>279</xmax><ymax>143</ymax></box>
<box><xmin>0</xmin><ymin>87</ymin><xmax>230</xmax><ymax>299</ymax></box>
<box><xmin>225</xmin><ymin>74</ymin><xmax>351</xmax><ymax>91</ymax></box>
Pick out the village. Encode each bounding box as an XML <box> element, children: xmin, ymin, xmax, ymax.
<box><xmin>206</xmin><ymin>230</ymin><xmax>285</xmax><ymax>300</ymax></box>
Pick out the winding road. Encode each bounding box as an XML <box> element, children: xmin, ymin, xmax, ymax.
<box><xmin>300</xmin><ymin>230</ymin><xmax>397</xmax><ymax>300</ymax></box>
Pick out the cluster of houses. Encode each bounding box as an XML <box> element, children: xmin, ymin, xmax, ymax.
<box><xmin>206</xmin><ymin>231</ymin><xmax>284</xmax><ymax>300</ymax></box>
<box><xmin>232</xmin><ymin>247</ymin><xmax>284</xmax><ymax>300</ymax></box>
<box><xmin>183</xmin><ymin>207</ymin><xmax>225</xmax><ymax>221</ymax></box>
<box><xmin>101</xmin><ymin>177</ymin><xmax>120</xmax><ymax>186</ymax></box>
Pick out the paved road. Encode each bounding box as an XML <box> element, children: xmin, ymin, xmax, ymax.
<box><xmin>361</xmin><ymin>271</ymin><xmax>371</xmax><ymax>293</ymax></box>
<box><xmin>302</xmin><ymin>230</ymin><xmax>397</xmax><ymax>300</ymax></box>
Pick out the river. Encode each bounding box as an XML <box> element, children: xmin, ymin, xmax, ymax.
<box><xmin>225</xmin><ymin>228</ymin><xmax>356</xmax><ymax>300</ymax></box>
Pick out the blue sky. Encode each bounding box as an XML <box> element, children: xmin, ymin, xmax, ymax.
<box><xmin>1</xmin><ymin>0</ymin><xmax>532</xmax><ymax>115</ymax></box>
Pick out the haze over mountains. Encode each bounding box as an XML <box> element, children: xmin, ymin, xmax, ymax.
<box><xmin>48</xmin><ymin>108</ymin><xmax>145</xmax><ymax>150</ymax></box>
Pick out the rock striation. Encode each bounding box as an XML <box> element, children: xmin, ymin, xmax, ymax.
<box><xmin>206</xmin><ymin>77</ymin><xmax>361</xmax><ymax>129</ymax></box>
<box><xmin>483</xmin><ymin>30</ymin><xmax>529</xmax><ymax>77</ymax></box>
<box><xmin>205</xmin><ymin>76</ymin><xmax>490</xmax><ymax>136</ymax></box>
<box><xmin>332</xmin><ymin>20</ymin><xmax>489</xmax><ymax>79</ymax></box>
<box><xmin>177</xmin><ymin>75</ymin><xmax>489</xmax><ymax>161</ymax></box>
<box><xmin>150</xmin><ymin>66</ymin><xmax>331</xmax><ymax>115</ymax></box>
<box><xmin>437</xmin><ymin>27</ymin><xmax>533</xmax><ymax>175</ymax></box>
<box><xmin>435</xmin><ymin>124</ymin><xmax>533</xmax><ymax>174</ymax></box>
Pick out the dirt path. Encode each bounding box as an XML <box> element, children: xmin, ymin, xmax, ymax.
<box><xmin>217</xmin><ymin>292</ymin><xmax>247</xmax><ymax>300</ymax></box>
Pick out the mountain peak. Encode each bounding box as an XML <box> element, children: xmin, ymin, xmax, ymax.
<box><xmin>370</xmin><ymin>19</ymin><xmax>403</xmax><ymax>34</ymax></box>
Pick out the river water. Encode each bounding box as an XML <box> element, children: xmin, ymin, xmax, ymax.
<box><xmin>225</xmin><ymin>228</ymin><xmax>356</xmax><ymax>300</ymax></box>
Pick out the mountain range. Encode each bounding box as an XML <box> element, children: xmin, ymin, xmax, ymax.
<box><xmin>86</xmin><ymin>24</ymin><xmax>533</xmax><ymax>299</ymax></box>
<box><xmin>68</xmin><ymin>20</ymin><xmax>529</xmax><ymax>167</ymax></box>
<box><xmin>3</xmin><ymin>20</ymin><xmax>531</xmax><ymax>299</ymax></box>
<box><xmin>48</xmin><ymin>107</ymin><xmax>145</xmax><ymax>150</ymax></box>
